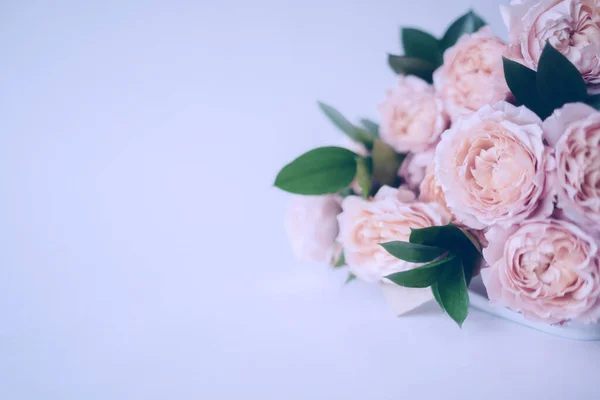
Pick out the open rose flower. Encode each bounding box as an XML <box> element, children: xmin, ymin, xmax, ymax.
<box><xmin>482</xmin><ymin>219</ymin><xmax>600</xmax><ymax>324</ymax></box>
<box><xmin>435</xmin><ymin>101</ymin><xmax>554</xmax><ymax>230</ymax></box>
<box><xmin>502</xmin><ymin>0</ymin><xmax>600</xmax><ymax>85</ymax></box>
<box><xmin>433</xmin><ymin>26</ymin><xmax>510</xmax><ymax>121</ymax></box>
<box><xmin>543</xmin><ymin>103</ymin><xmax>600</xmax><ymax>235</ymax></box>
<box><xmin>398</xmin><ymin>150</ymin><xmax>435</xmax><ymax>191</ymax></box>
<box><xmin>285</xmin><ymin>195</ymin><xmax>342</xmax><ymax>262</ymax></box>
<box><xmin>379</xmin><ymin>76</ymin><xmax>448</xmax><ymax>153</ymax></box>
<box><xmin>337</xmin><ymin>186</ymin><xmax>451</xmax><ymax>282</ymax></box>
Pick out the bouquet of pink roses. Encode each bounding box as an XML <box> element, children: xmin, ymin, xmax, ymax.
<box><xmin>274</xmin><ymin>1</ymin><xmax>600</xmax><ymax>329</ymax></box>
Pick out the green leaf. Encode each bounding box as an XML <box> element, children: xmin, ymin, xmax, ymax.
<box><xmin>388</xmin><ymin>54</ymin><xmax>436</xmax><ymax>83</ymax></box>
<box><xmin>318</xmin><ymin>102</ymin><xmax>374</xmax><ymax>146</ymax></box>
<box><xmin>460</xmin><ymin>228</ymin><xmax>483</xmax><ymax>255</ymax></box>
<box><xmin>436</xmin><ymin>257</ymin><xmax>469</xmax><ymax>327</ymax></box>
<box><xmin>409</xmin><ymin>224</ymin><xmax>480</xmax><ymax>285</ymax></box>
<box><xmin>536</xmin><ymin>43</ymin><xmax>587</xmax><ymax>112</ymax></box>
<box><xmin>355</xmin><ymin>156</ymin><xmax>373</xmax><ymax>199</ymax></box>
<box><xmin>381</xmin><ymin>241</ymin><xmax>446</xmax><ymax>263</ymax></box>
<box><xmin>274</xmin><ymin>146</ymin><xmax>358</xmax><ymax>195</ymax></box>
<box><xmin>372</xmin><ymin>139</ymin><xmax>404</xmax><ymax>187</ymax></box>
<box><xmin>332</xmin><ymin>248</ymin><xmax>345</xmax><ymax>268</ymax></box>
<box><xmin>385</xmin><ymin>254</ymin><xmax>456</xmax><ymax>288</ymax></box>
<box><xmin>441</xmin><ymin>10</ymin><xmax>486</xmax><ymax>50</ymax></box>
<box><xmin>503</xmin><ymin>57</ymin><xmax>553</xmax><ymax>120</ymax></box>
<box><xmin>431</xmin><ymin>283</ymin><xmax>445</xmax><ymax>312</ymax></box>
<box><xmin>402</xmin><ymin>28</ymin><xmax>443</xmax><ymax>66</ymax></box>
<box><xmin>345</xmin><ymin>273</ymin><xmax>357</xmax><ymax>284</ymax></box>
<box><xmin>337</xmin><ymin>187</ymin><xmax>354</xmax><ymax>198</ymax></box>
<box><xmin>360</xmin><ymin>119</ymin><xmax>380</xmax><ymax>138</ymax></box>
<box><xmin>586</xmin><ymin>94</ymin><xmax>600</xmax><ymax>110</ymax></box>
<box><xmin>410</xmin><ymin>225</ymin><xmax>478</xmax><ymax>254</ymax></box>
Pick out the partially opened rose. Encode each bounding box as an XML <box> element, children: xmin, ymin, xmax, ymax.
<box><xmin>543</xmin><ymin>103</ymin><xmax>600</xmax><ymax>235</ymax></box>
<box><xmin>379</xmin><ymin>76</ymin><xmax>448</xmax><ymax>153</ymax></box>
<box><xmin>435</xmin><ymin>101</ymin><xmax>554</xmax><ymax>230</ymax></box>
<box><xmin>285</xmin><ymin>195</ymin><xmax>342</xmax><ymax>262</ymax></box>
<box><xmin>482</xmin><ymin>219</ymin><xmax>600</xmax><ymax>324</ymax></box>
<box><xmin>433</xmin><ymin>27</ymin><xmax>510</xmax><ymax>121</ymax></box>
<box><xmin>337</xmin><ymin>186</ymin><xmax>451</xmax><ymax>282</ymax></box>
<box><xmin>502</xmin><ymin>0</ymin><xmax>600</xmax><ymax>85</ymax></box>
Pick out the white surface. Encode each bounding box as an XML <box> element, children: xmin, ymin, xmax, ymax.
<box><xmin>1</xmin><ymin>1</ymin><xmax>599</xmax><ymax>399</ymax></box>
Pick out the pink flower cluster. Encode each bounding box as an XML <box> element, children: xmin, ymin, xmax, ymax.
<box><xmin>285</xmin><ymin>1</ymin><xmax>600</xmax><ymax>326</ymax></box>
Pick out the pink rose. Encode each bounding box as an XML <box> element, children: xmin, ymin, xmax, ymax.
<box><xmin>502</xmin><ymin>0</ymin><xmax>600</xmax><ymax>85</ymax></box>
<box><xmin>419</xmin><ymin>164</ymin><xmax>451</xmax><ymax>214</ymax></box>
<box><xmin>543</xmin><ymin>103</ymin><xmax>600</xmax><ymax>235</ymax></box>
<box><xmin>433</xmin><ymin>27</ymin><xmax>510</xmax><ymax>122</ymax></box>
<box><xmin>398</xmin><ymin>150</ymin><xmax>435</xmax><ymax>191</ymax></box>
<box><xmin>435</xmin><ymin>101</ymin><xmax>554</xmax><ymax>230</ymax></box>
<box><xmin>482</xmin><ymin>219</ymin><xmax>600</xmax><ymax>324</ymax></box>
<box><xmin>284</xmin><ymin>195</ymin><xmax>342</xmax><ymax>262</ymax></box>
<box><xmin>337</xmin><ymin>186</ymin><xmax>451</xmax><ymax>282</ymax></box>
<box><xmin>379</xmin><ymin>76</ymin><xmax>448</xmax><ymax>153</ymax></box>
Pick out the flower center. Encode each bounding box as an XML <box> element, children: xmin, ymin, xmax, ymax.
<box><xmin>462</xmin><ymin>127</ymin><xmax>535</xmax><ymax>206</ymax></box>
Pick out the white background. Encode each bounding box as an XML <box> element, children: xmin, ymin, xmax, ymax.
<box><xmin>1</xmin><ymin>0</ymin><xmax>600</xmax><ymax>399</ymax></box>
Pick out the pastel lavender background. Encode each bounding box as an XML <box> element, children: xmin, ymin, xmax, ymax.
<box><xmin>1</xmin><ymin>0</ymin><xmax>599</xmax><ymax>399</ymax></box>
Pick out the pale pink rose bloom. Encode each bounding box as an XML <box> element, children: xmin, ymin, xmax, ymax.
<box><xmin>482</xmin><ymin>219</ymin><xmax>600</xmax><ymax>324</ymax></box>
<box><xmin>502</xmin><ymin>0</ymin><xmax>600</xmax><ymax>85</ymax></box>
<box><xmin>433</xmin><ymin>27</ymin><xmax>510</xmax><ymax>122</ymax></box>
<box><xmin>379</xmin><ymin>76</ymin><xmax>448</xmax><ymax>153</ymax></box>
<box><xmin>435</xmin><ymin>101</ymin><xmax>554</xmax><ymax>230</ymax></box>
<box><xmin>543</xmin><ymin>103</ymin><xmax>600</xmax><ymax>235</ymax></box>
<box><xmin>398</xmin><ymin>150</ymin><xmax>435</xmax><ymax>191</ymax></box>
<box><xmin>419</xmin><ymin>164</ymin><xmax>451</xmax><ymax>214</ymax></box>
<box><xmin>285</xmin><ymin>195</ymin><xmax>342</xmax><ymax>262</ymax></box>
<box><xmin>337</xmin><ymin>186</ymin><xmax>451</xmax><ymax>282</ymax></box>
